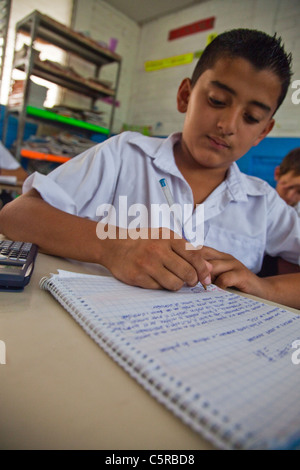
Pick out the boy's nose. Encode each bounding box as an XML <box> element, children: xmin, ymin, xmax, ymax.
<box><xmin>216</xmin><ymin>109</ymin><xmax>238</xmax><ymax>135</ymax></box>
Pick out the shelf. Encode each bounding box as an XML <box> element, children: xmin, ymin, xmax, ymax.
<box><xmin>0</xmin><ymin>1</ymin><xmax>11</xmax><ymax>88</ymax></box>
<box><xmin>26</xmin><ymin>106</ymin><xmax>109</xmax><ymax>135</ymax></box>
<box><xmin>15</xmin><ymin>58</ymin><xmax>116</xmax><ymax>99</ymax></box>
<box><xmin>20</xmin><ymin>148</ymin><xmax>71</xmax><ymax>163</ymax></box>
<box><xmin>5</xmin><ymin>106</ymin><xmax>110</xmax><ymax>136</ymax></box>
<box><xmin>3</xmin><ymin>10</ymin><xmax>121</xmax><ymax>165</ymax></box>
<box><xmin>16</xmin><ymin>10</ymin><xmax>121</xmax><ymax>66</ymax></box>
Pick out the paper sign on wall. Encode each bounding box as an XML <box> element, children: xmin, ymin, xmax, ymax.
<box><xmin>168</xmin><ymin>17</ymin><xmax>215</xmax><ymax>40</ymax></box>
<box><xmin>206</xmin><ymin>32</ymin><xmax>218</xmax><ymax>45</ymax></box>
<box><xmin>144</xmin><ymin>53</ymin><xmax>194</xmax><ymax>72</ymax></box>
<box><xmin>144</xmin><ymin>33</ymin><xmax>218</xmax><ymax>72</ymax></box>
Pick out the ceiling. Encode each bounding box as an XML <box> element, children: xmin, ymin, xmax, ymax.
<box><xmin>102</xmin><ymin>0</ymin><xmax>210</xmax><ymax>25</ymax></box>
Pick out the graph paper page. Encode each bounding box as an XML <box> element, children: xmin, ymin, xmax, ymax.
<box><xmin>42</xmin><ymin>271</ymin><xmax>300</xmax><ymax>449</ymax></box>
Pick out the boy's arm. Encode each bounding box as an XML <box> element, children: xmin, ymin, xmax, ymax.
<box><xmin>201</xmin><ymin>246</ymin><xmax>300</xmax><ymax>309</ymax></box>
<box><xmin>0</xmin><ymin>188</ymin><xmax>102</xmax><ymax>263</ymax></box>
<box><xmin>257</xmin><ymin>273</ymin><xmax>300</xmax><ymax>309</ymax></box>
<box><xmin>0</xmin><ymin>189</ymin><xmax>211</xmax><ymax>291</ymax></box>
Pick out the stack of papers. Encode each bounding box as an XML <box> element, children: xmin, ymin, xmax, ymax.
<box><xmin>0</xmin><ymin>175</ymin><xmax>17</xmax><ymax>185</ymax></box>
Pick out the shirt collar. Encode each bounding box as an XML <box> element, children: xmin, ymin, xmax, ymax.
<box><xmin>127</xmin><ymin>132</ymin><xmax>269</xmax><ymax>201</ymax></box>
<box><xmin>128</xmin><ymin>132</ymin><xmax>183</xmax><ymax>177</ymax></box>
<box><xmin>224</xmin><ymin>163</ymin><xmax>249</xmax><ymax>202</ymax></box>
<box><xmin>227</xmin><ymin>163</ymin><xmax>271</xmax><ymax>199</ymax></box>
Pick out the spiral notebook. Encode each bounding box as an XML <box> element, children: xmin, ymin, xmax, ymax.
<box><xmin>40</xmin><ymin>270</ymin><xmax>300</xmax><ymax>450</ymax></box>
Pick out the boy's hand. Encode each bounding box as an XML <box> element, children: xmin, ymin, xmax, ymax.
<box><xmin>200</xmin><ymin>246</ymin><xmax>265</xmax><ymax>297</ymax></box>
<box><xmin>97</xmin><ymin>226</ymin><xmax>212</xmax><ymax>291</ymax></box>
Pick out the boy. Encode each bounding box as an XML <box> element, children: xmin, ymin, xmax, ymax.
<box><xmin>0</xmin><ymin>28</ymin><xmax>299</xmax><ymax>299</ymax></box>
<box><xmin>258</xmin><ymin>147</ymin><xmax>300</xmax><ymax>277</ymax></box>
<box><xmin>274</xmin><ymin>147</ymin><xmax>300</xmax><ymax>215</ymax></box>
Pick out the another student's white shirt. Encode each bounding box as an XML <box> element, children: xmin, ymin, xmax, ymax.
<box><xmin>23</xmin><ymin>131</ymin><xmax>300</xmax><ymax>273</ymax></box>
<box><xmin>0</xmin><ymin>141</ymin><xmax>20</xmax><ymax>169</ymax></box>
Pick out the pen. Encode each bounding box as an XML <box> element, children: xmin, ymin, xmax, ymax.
<box><xmin>159</xmin><ymin>178</ymin><xmax>184</xmax><ymax>236</ymax></box>
<box><xmin>159</xmin><ymin>178</ymin><xmax>207</xmax><ymax>290</ymax></box>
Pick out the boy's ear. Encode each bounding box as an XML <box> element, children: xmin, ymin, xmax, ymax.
<box><xmin>177</xmin><ymin>78</ymin><xmax>192</xmax><ymax>113</ymax></box>
<box><xmin>274</xmin><ymin>165</ymin><xmax>281</xmax><ymax>181</ymax></box>
<box><xmin>252</xmin><ymin>118</ymin><xmax>275</xmax><ymax>147</ymax></box>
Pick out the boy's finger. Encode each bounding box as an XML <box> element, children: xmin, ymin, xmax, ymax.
<box><xmin>213</xmin><ymin>271</ymin><xmax>238</xmax><ymax>290</ymax></box>
<box><xmin>172</xmin><ymin>239</ymin><xmax>212</xmax><ymax>286</ymax></box>
<box><xmin>163</xmin><ymin>255</ymin><xmax>199</xmax><ymax>287</ymax></box>
<box><xmin>207</xmin><ymin>258</ymin><xmax>238</xmax><ymax>277</ymax></box>
<box><xmin>201</xmin><ymin>246</ymin><xmax>232</xmax><ymax>261</ymax></box>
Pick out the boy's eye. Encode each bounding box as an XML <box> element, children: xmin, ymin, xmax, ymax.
<box><xmin>244</xmin><ymin>114</ymin><xmax>260</xmax><ymax>124</ymax></box>
<box><xmin>209</xmin><ymin>96</ymin><xmax>225</xmax><ymax>106</ymax></box>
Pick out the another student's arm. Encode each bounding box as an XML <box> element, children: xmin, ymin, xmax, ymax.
<box><xmin>0</xmin><ymin>189</ymin><xmax>211</xmax><ymax>291</ymax></box>
<box><xmin>201</xmin><ymin>246</ymin><xmax>300</xmax><ymax>309</ymax></box>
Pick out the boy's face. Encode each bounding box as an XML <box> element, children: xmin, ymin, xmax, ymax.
<box><xmin>177</xmin><ymin>57</ymin><xmax>281</xmax><ymax>171</ymax></box>
<box><xmin>275</xmin><ymin>168</ymin><xmax>300</xmax><ymax>206</ymax></box>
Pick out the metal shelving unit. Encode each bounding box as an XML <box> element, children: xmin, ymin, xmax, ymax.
<box><xmin>2</xmin><ymin>9</ymin><xmax>122</xmax><ymax>163</ymax></box>
<box><xmin>0</xmin><ymin>0</ymin><xmax>11</xmax><ymax>100</ymax></box>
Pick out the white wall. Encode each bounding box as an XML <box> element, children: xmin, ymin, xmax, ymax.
<box><xmin>128</xmin><ymin>0</ymin><xmax>300</xmax><ymax>137</ymax></box>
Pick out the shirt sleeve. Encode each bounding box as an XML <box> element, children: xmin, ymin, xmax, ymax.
<box><xmin>23</xmin><ymin>171</ymin><xmax>78</xmax><ymax>214</ymax></box>
<box><xmin>23</xmin><ymin>137</ymin><xmax>120</xmax><ymax>219</ymax></box>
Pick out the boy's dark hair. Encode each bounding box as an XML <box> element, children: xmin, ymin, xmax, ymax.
<box><xmin>191</xmin><ymin>28</ymin><xmax>293</xmax><ymax>111</ymax></box>
<box><xmin>279</xmin><ymin>148</ymin><xmax>300</xmax><ymax>176</ymax></box>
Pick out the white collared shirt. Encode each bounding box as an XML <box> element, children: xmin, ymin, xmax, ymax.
<box><xmin>23</xmin><ymin>131</ymin><xmax>300</xmax><ymax>272</ymax></box>
<box><xmin>0</xmin><ymin>142</ymin><xmax>20</xmax><ymax>169</ymax></box>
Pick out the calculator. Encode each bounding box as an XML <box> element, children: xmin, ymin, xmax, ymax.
<box><xmin>0</xmin><ymin>239</ymin><xmax>38</xmax><ymax>290</ymax></box>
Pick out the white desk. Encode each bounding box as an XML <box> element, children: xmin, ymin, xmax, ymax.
<box><xmin>1</xmin><ymin>252</ymin><xmax>299</xmax><ymax>450</ymax></box>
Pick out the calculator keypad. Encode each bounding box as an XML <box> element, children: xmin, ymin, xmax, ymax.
<box><xmin>0</xmin><ymin>240</ymin><xmax>33</xmax><ymax>266</ymax></box>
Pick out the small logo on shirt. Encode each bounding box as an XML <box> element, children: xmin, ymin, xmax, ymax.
<box><xmin>291</xmin><ymin>80</ymin><xmax>300</xmax><ymax>105</ymax></box>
